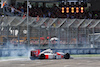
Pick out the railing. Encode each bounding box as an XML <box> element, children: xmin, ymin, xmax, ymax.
<box><xmin>3</xmin><ymin>6</ymin><xmax>25</xmax><ymax>16</ymax></box>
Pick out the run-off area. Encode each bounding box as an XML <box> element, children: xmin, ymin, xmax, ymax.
<box><xmin>0</xmin><ymin>58</ymin><xmax>100</xmax><ymax>67</ymax></box>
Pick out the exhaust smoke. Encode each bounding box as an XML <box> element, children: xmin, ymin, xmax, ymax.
<box><xmin>0</xmin><ymin>42</ymin><xmax>35</xmax><ymax>59</ymax></box>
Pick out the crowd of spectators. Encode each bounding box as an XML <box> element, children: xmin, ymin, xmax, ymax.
<box><xmin>0</xmin><ymin>37</ymin><xmax>77</xmax><ymax>48</ymax></box>
<box><xmin>4</xmin><ymin>2</ymin><xmax>100</xmax><ymax>19</ymax></box>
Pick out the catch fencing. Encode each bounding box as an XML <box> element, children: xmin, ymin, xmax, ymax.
<box><xmin>0</xmin><ymin>17</ymin><xmax>100</xmax><ymax>49</ymax></box>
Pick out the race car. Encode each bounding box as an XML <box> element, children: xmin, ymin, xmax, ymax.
<box><xmin>30</xmin><ymin>49</ymin><xmax>70</xmax><ymax>60</ymax></box>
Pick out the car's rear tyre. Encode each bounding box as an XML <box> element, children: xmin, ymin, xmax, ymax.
<box><xmin>39</xmin><ymin>54</ymin><xmax>45</xmax><ymax>59</ymax></box>
<box><xmin>30</xmin><ymin>56</ymin><xmax>35</xmax><ymax>60</ymax></box>
<box><xmin>64</xmin><ymin>53</ymin><xmax>70</xmax><ymax>59</ymax></box>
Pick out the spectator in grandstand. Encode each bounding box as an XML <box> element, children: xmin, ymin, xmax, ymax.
<box><xmin>47</xmin><ymin>11</ymin><xmax>51</xmax><ymax>17</ymax></box>
<box><xmin>24</xmin><ymin>39</ymin><xmax>28</xmax><ymax>45</ymax></box>
<box><xmin>71</xmin><ymin>14</ymin><xmax>75</xmax><ymax>19</ymax></box>
<box><xmin>88</xmin><ymin>12</ymin><xmax>92</xmax><ymax>19</ymax></box>
<box><xmin>11</xmin><ymin>6</ymin><xmax>15</xmax><ymax>15</ymax></box>
<box><xmin>4</xmin><ymin>2</ymin><xmax>7</xmax><ymax>7</ymax></box>
<box><xmin>94</xmin><ymin>13</ymin><xmax>98</xmax><ymax>19</ymax></box>
<box><xmin>5</xmin><ymin>2</ymin><xmax>100</xmax><ymax>19</ymax></box>
<box><xmin>43</xmin><ymin>13</ymin><xmax>46</xmax><ymax>18</ymax></box>
<box><xmin>20</xmin><ymin>6</ymin><xmax>24</xmax><ymax>13</ymax></box>
<box><xmin>66</xmin><ymin>14</ymin><xmax>69</xmax><ymax>18</ymax></box>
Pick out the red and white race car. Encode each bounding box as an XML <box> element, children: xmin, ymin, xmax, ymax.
<box><xmin>30</xmin><ymin>49</ymin><xmax>70</xmax><ymax>60</ymax></box>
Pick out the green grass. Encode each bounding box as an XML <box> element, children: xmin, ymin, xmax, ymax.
<box><xmin>71</xmin><ymin>54</ymin><xmax>100</xmax><ymax>57</ymax></box>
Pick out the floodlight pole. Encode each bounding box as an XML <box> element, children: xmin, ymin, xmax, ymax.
<box><xmin>27</xmin><ymin>0</ymin><xmax>30</xmax><ymax>47</ymax></box>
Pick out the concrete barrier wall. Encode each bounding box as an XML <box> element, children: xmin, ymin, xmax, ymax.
<box><xmin>51</xmin><ymin>48</ymin><xmax>100</xmax><ymax>54</ymax></box>
<box><xmin>0</xmin><ymin>48</ymin><xmax>100</xmax><ymax>57</ymax></box>
<box><xmin>0</xmin><ymin>48</ymin><xmax>28</xmax><ymax>57</ymax></box>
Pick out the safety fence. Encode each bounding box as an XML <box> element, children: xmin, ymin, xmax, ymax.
<box><xmin>0</xmin><ymin>17</ymin><xmax>100</xmax><ymax>49</ymax></box>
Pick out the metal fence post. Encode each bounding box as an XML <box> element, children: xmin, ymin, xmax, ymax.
<box><xmin>18</xmin><ymin>26</ymin><xmax>20</xmax><ymax>47</ymax></box>
<box><xmin>76</xmin><ymin>28</ymin><xmax>78</xmax><ymax>48</ymax></box>
<box><xmin>58</xmin><ymin>28</ymin><xmax>60</xmax><ymax>49</ymax></box>
<box><xmin>48</xmin><ymin>27</ymin><xmax>51</xmax><ymax>48</ymax></box>
<box><xmin>84</xmin><ymin>28</ymin><xmax>87</xmax><ymax>48</ymax></box>
<box><xmin>7</xmin><ymin>26</ymin><xmax>9</xmax><ymax>48</ymax></box>
<box><xmin>67</xmin><ymin>27</ymin><xmax>69</xmax><ymax>48</ymax></box>
<box><xmin>87</xmin><ymin>28</ymin><xmax>90</xmax><ymax>47</ymax></box>
<box><xmin>39</xmin><ymin>26</ymin><xmax>41</xmax><ymax>49</ymax></box>
<box><xmin>27</xmin><ymin>0</ymin><xmax>30</xmax><ymax>47</ymax></box>
<box><xmin>93</xmin><ymin>28</ymin><xmax>95</xmax><ymax>48</ymax></box>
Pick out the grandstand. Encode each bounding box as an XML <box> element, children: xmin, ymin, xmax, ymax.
<box><xmin>0</xmin><ymin>0</ymin><xmax>100</xmax><ymax>49</ymax></box>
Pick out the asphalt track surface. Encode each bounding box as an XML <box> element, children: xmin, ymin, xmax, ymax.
<box><xmin>0</xmin><ymin>57</ymin><xmax>100</xmax><ymax>67</ymax></box>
